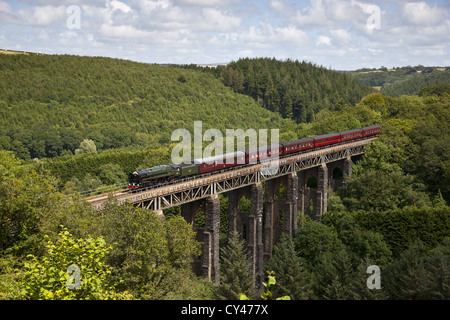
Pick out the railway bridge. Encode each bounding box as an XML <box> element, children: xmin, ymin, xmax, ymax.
<box><xmin>86</xmin><ymin>137</ymin><xmax>376</xmax><ymax>286</ymax></box>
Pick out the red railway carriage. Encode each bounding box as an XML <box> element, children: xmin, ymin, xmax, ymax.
<box><xmin>362</xmin><ymin>125</ymin><xmax>381</xmax><ymax>137</ymax></box>
<box><xmin>246</xmin><ymin>147</ymin><xmax>259</xmax><ymax>164</ymax></box>
<box><xmin>281</xmin><ymin>137</ymin><xmax>314</xmax><ymax>155</ymax></box>
<box><xmin>258</xmin><ymin>144</ymin><xmax>281</xmax><ymax>162</ymax></box>
<box><xmin>195</xmin><ymin>151</ymin><xmax>245</xmax><ymax>174</ymax></box>
<box><xmin>128</xmin><ymin>125</ymin><xmax>383</xmax><ymax>189</ymax></box>
<box><xmin>313</xmin><ymin>133</ymin><xmax>341</xmax><ymax>148</ymax></box>
<box><xmin>246</xmin><ymin>144</ymin><xmax>281</xmax><ymax>164</ymax></box>
<box><xmin>339</xmin><ymin>128</ymin><xmax>364</xmax><ymax>142</ymax></box>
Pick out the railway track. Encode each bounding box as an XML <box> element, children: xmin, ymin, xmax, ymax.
<box><xmin>85</xmin><ymin>137</ymin><xmax>376</xmax><ymax>210</ymax></box>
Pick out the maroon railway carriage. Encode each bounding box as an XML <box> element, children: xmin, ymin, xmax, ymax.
<box><xmin>195</xmin><ymin>151</ymin><xmax>245</xmax><ymax>174</ymax></box>
<box><xmin>313</xmin><ymin>132</ymin><xmax>341</xmax><ymax>148</ymax></box>
<box><xmin>246</xmin><ymin>144</ymin><xmax>281</xmax><ymax>164</ymax></box>
<box><xmin>362</xmin><ymin>125</ymin><xmax>381</xmax><ymax>137</ymax></box>
<box><xmin>281</xmin><ymin>137</ymin><xmax>315</xmax><ymax>155</ymax></box>
<box><xmin>128</xmin><ymin>125</ymin><xmax>383</xmax><ymax>189</ymax></box>
<box><xmin>340</xmin><ymin>128</ymin><xmax>364</xmax><ymax>142</ymax></box>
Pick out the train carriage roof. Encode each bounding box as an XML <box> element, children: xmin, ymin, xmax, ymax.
<box><xmin>246</xmin><ymin>144</ymin><xmax>281</xmax><ymax>153</ymax></box>
<box><xmin>281</xmin><ymin>137</ymin><xmax>314</xmax><ymax>146</ymax></box>
<box><xmin>339</xmin><ymin>128</ymin><xmax>363</xmax><ymax>135</ymax></box>
<box><xmin>193</xmin><ymin>151</ymin><xmax>245</xmax><ymax>164</ymax></box>
<box><xmin>313</xmin><ymin>132</ymin><xmax>341</xmax><ymax>140</ymax></box>
<box><xmin>362</xmin><ymin>125</ymin><xmax>382</xmax><ymax>130</ymax></box>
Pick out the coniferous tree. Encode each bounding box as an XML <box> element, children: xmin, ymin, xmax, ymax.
<box><xmin>425</xmin><ymin>240</ymin><xmax>450</xmax><ymax>300</ymax></box>
<box><xmin>313</xmin><ymin>249</ymin><xmax>355</xmax><ymax>299</ymax></box>
<box><xmin>264</xmin><ymin>233</ymin><xmax>311</xmax><ymax>299</ymax></box>
<box><xmin>217</xmin><ymin>57</ymin><xmax>374</xmax><ymax>123</ymax></box>
<box><xmin>383</xmin><ymin>241</ymin><xmax>431</xmax><ymax>299</ymax></box>
<box><xmin>349</xmin><ymin>257</ymin><xmax>388</xmax><ymax>300</ymax></box>
<box><xmin>215</xmin><ymin>232</ymin><xmax>256</xmax><ymax>300</ymax></box>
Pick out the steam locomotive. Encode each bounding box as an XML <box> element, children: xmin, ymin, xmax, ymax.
<box><xmin>128</xmin><ymin>125</ymin><xmax>381</xmax><ymax>189</ymax></box>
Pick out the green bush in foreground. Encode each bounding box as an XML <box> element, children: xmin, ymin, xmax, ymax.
<box><xmin>16</xmin><ymin>228</ymin><xmax>131</xmax><ymax>300</ymax></box>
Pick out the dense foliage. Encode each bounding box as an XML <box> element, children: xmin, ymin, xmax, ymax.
<box><xmin>215</xmin><ymin>232</ymin><xmax>256</xmax><ymax>300</ymax></box>
<box><xmin>17</xmin><ymin>229</ymin><xmax>130</xmax><ymax>300</ymax></box>
<box><xmin>295</xmin><ymin>87</ymin><xmax>450</xmax><ymax>203</ymax></box>
<box><xmin>0</xmin><ymin>52</ymin><xmax>449</xmax><ymax>300</ymax></box>
<box><xmin>0</xmin><ymin>54</ymin><xmax>289</xmax><ymax>161</ymax></box>
<box><xmin>261</xmin><ymin>216</ymin><xmax>449</xmax><ymax>300</ymax></box>
<box><xmin>205</xmin><ymin>57</ymin><xmax>374</xmax><ymax>122</ymax></box>
<box><xmin>349</xmin><ymin>66</ymin><xmax>450</xmax><ymax>97</ymax></box>
<box><xmin>0</xmin><ymin>151</ymin><xmax>211</xmax><ymax>300</ymax></box>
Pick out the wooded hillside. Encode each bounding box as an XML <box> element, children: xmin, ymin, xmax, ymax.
<box><xmin>0</xmin><ymin>52</ymin><xmax>448</xmax><ymax>301</ymax></box>
<box><xmin>201</xmin><ymin>57</ymin><xmax>374</xmax><ymax>122</ymax></box>
<box><xmin>349</xmin><ymin>66</ymin><xmax>450</xmax><ymax>97</ymax></box>
<box><xmin>0</xmin><ymin>53</ymin><xmax>289</xmax><ymax>160</ymax></box>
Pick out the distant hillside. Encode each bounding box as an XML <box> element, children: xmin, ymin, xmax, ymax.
<box><xmin>348</xmin><ymin>66</ymin><xmax>450</xmax><ymax>97</ymax></box>
<box><xmin>0</xmin><ymin>53</ymin><xmax>290</xmax><ymax>160</ymax></box>
<box><xmin>189</xmin><ymin>58</ymin><xmax>374</xmax><ymax>123</ymax></box>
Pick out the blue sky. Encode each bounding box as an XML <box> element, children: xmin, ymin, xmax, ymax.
<box><xmin>0</xmin><ymin>0</ymin><xmax>449</xmax><ymax>70</ymax></box>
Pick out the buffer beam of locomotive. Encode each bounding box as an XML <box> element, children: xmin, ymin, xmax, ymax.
<box><xmin>85</xmin><ymin>125</ymin><xmax>381</xmax><ymax>210</ymax></box>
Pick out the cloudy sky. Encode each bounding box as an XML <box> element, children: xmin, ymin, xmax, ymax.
<box><xmin>0</xmin><ymin>0</ymin><xmax>448</xmax><ymax>70</ymax></box>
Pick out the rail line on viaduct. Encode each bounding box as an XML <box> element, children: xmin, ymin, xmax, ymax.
<box><xmin>86</xmin><ymin>137</ymin><xmax>376</xmax><ymax>286</ymax></box>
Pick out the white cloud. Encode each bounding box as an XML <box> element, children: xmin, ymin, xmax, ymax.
<box><xmin>132</xmin><ymin>0</ymin><xmax>170</xmax><ymax>14</ymax></box>
<box><xmin>316</xmin><ymin>35</ymin><xmax>331</xmax><ymax>46</ymax></box>
<box><xmin>0</xmin><ymin>4</ymin><xmax>66</xmax><ymax>26</ymax></box>
<box><xmin>330</xmin><ymin>29</ymin><xmax>352</xmax><ymax>43</ymax></box>
<box><xmin>100</xmin><ymin>24</ymin><xmax>153</xmax><ymax>39</ymax></box>
<box><xmin>200</xmin><ymin>8</ymin><xmax>241</xmax><ymax>32</ymax></box>
<box><xmin>275</xmin><ymin>25</ymin><xmax>309</xmax><ymax>44</ymax></box>
<box><xmin>173</xmin><ymin>0</ymin><xmax>229</xmax><ymax>6</ymax></box>
<box><xmin>292</xmin><ymin>0</ymin><xmax>328</xmax><ymax>27</ymax></box>
<box><xmin>402</xmin><ymin>1</ymin><xmax>446</xmax><ymax>25</ymax></box>
<box><xmin>108</xmin><ymin>0</ymin><xmax>132</xmax><ymax>13</ymax></box>
<box><xmin>0</xmin><ymin>0</ymin><xmax>448</xmax><ymax>69</ymax></box>
<box><xmin>0</xmin><ymin>0</ymin><xmax>12</xmax><ymax>13</ymax></box>
<box><xmin>269</xmin><ymin>0</ymin><xmax>288</xmax><ymax>12</ymax></box>
<box><xmin>240</xmin><ymin>23</ymin><xmax>308</xmax><ymax>46</ymax></box>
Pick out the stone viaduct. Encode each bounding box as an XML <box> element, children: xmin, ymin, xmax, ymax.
<box><xmin>180</xmin><ymin>155</ymin><xmax>355</xmax><ymax>286</ymax></box>
<box><xmin>87</xmin><ymin>138</ymin><xmax>372</xmax><ymax>287</ymax></box>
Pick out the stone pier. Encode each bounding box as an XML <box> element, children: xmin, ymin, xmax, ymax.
<box><xmin>227</xmin><ymin>183</ymin><xmax>264</xmax><ymax>286</ymax></box>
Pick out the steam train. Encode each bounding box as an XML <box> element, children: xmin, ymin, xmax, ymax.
<box><xmin>128</xmin><ymin>125</ymin><xmax>381</xmax><ymax>189</ymax></box>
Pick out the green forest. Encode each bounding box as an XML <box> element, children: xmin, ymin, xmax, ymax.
<box><xmin>348</xmin><ymin>65</ymin><xmax>450</xmax><ymax>97</ymax></box>
<box><xmin>187</xmin><ymin>57</ymin><xmax>374</xmax><ymax>122</ymax></box>
<box><xmin>0</xmin><ymin>53</ymin><xmax>290</xmax><ymax>160</ymax></box>
<box><xmin>0</xmin><ymin>52</ymin><xmax>449</xmax><ymax>300</ymax></box>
